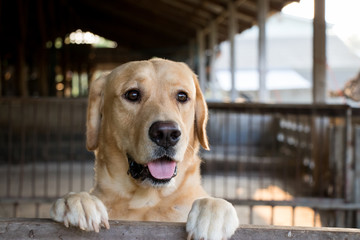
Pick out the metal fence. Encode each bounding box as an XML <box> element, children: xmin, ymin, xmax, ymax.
<box><xmin>0</xmin><ymin>98</ymin><xmax>93</xmax><ymax>218</ymax></box>
<box><xmin>204</xmin><ymin>103</ymin><xmax>360</xmax><ymax>227</ymax></box>
<box><xmin>0</xmin><ymin>98</ymin><xmax>359</xmax><ymax>228</ymax></box>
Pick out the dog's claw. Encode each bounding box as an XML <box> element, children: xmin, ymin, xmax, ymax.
<box><xmin>187</xmin><ymin>233</ymin><xmax>193</xmax><ymax>240</ymax></box>
<box><xmin>102</xmin><ymin>219</ymin><xmax>110</xmax><ymax>229</ymax></box>
<box><xmin>50</xmin><ymin>192</ymin><xmax>109</xmax><ymax>232</ymax></box>
<box><xmin>93</xmin><ymin>221</ymin><xmax>99</xmax><ymax>233</ymax></box>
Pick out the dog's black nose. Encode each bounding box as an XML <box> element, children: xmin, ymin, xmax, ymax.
<box><xmin>149</xmin><ymin>121</ymin><xmax>181</xmax><ymax>148</ymax></box>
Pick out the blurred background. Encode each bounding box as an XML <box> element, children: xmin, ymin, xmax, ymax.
<box><xmin>1</xmin><ymin>0</ymin><xmax>360</xmax><ymax>229</ymax></box>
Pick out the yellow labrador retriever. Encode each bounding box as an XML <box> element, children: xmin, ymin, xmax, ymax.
<box><xmin>50</xmin><ymin>58</ymin><xmax>239</xmax><ymax>240</ymax></box>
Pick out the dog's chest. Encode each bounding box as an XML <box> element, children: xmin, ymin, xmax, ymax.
<box><xmin>106</xmin><ymin>188</ymin><xmax>190</xmax><ymax>222</ymax></box>
<box><xmin>127</xmin><ymin>188</ymin><xmax>161</xmax><ymax>209</ymax></box>
<box><xmin>108</xmin><ymin>200</ymin><xmax>188</xmax><ymax>222</ymax></box>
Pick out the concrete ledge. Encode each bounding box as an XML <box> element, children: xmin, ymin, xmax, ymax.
<box><xmin>0</xmin><ymin>218</ymin><xmax>360</xmax><ymax>239</ymax></box>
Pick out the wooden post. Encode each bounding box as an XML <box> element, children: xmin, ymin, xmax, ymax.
<box><xmin>78</xmin><ymin>65</ymin><xmax>83</xmax><ymax>97</ymax></box>
<box><xmin>37</xmin><ymin>0</ymin><xmax>49</xmax><ymax>96</ymax></box>
<box><xmin>0</xmin><ymin>56</ymin><xmax>2</xmax><ymax>97</ymax></box>
<box><xmin>16</xmin><ymin>0</ymin><xmax>28</xmax><ymax>97</ymax></box>
<box><xmin>345</xmin><ymin>108</ymin><xmax>354</xmax><ymax>205</ymax></box>
<box><xmin>258</xmin><ymin>0</ymin><xmax>269</xmax><ymax>102</ymax></box>
<box><xmin>188</xmin><ymin>39</ymin><xmax>195</xmax><ymax>71</ymax></box>
<box><xmin>229</xmin><ymin>1</ymin><xmax>237</xmax><ymax>102</ymax></box>
<box><xmin>329</xmin><ymin>124</ymin><xmax>346</xmax><ymax>227</ymax></box>
<box><xmin>355</xmin><ymin>125</ymin><xmax>360</xmax><ymax>228</ymax></box>
<box><xmin>16</xmin><ymin>43</ymin><xmax>28</xmax><ymax>97</ymax></box>
<box><xmin>209</xmin><ymin>21</ymin><xmax>218</xmax><ymax>98</ymax></box>
<box><xmin>197</xmin><ymin>30</ymin><xmax>206</xmax><ymax>92</ymax></box>
<box><xmin>0</xmin><ymin>0</ymin><xmax>2</xmax><ymax>96</ymax></box>
<box><xmin>313</xmin><ymin>0</ymin><xmax>327</xmax><ymax>103</ymax></box>
<box><xmin>329</xmin><ymin>125</ymin><xmax>344</xmax><ymax>198</ymax></box>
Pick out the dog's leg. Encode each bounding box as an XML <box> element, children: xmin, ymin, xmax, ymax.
<box><xmin>50</xmin><ymin>192</ymin><xmax>109</xmax><ymax>232</ymax></box>
<box><xmin>186</xmin><ymin>197</ymin><xmax>239</xmax><ymax>240</ymax></box>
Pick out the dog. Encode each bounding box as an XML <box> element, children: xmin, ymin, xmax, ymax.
<box><xmin>50</xmin><ymin>58</ymin><xmax>239</xmax><ymax>240</ymax></box>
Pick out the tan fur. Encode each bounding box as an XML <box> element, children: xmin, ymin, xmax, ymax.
<box><xmin>51</xmin><ymin>59</ymin><xmax>239</xmax><ymax>239</ymax></box>
<box><xmin>87</xmin><ymin>58</ymin><xmax>208</xmax><ymax>221</ymax></box>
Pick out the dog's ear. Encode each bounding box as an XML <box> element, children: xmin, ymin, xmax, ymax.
<box><xmin>86</xmin><ymin>73</ymin><xmax>108</xmax><ymax>151</ymax></box>
<box><xmin>193</xmin><ymin>73</ymin><xmax>210</xmax><ymax>150</ymax></box>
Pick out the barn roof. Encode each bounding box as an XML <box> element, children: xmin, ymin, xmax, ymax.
<box><xmin>1</xmin><ymin>0</ymin><xmax>297</xmax><ymax>57</ymax></box>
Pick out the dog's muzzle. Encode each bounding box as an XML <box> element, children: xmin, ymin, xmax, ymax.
<box><xmin>127</xmin><ymin>154</ymin><xmax>177</xmax><ymax>185</ymax></box>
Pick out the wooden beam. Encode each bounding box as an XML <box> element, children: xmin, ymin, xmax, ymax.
<box><xmin>46</xmin><ymin>0</ymin><xmax>57</xmax><ymax>40</ymax></box>
<box><xmin>0</xmin><ymin>56</ymin><xmax>2</xmax><ymax>97</ymax></box>
<box><xmin>269</xmin><ymin>0</ymin><xmax>298</xmax><ymax>12</ymax></box>
<box><xmin>0</xmin><ymin>0</ymin><xmax>2</xmax><ymax>34</ymax></box>
<box><xmin>209</xmin><ymin>21</ymin><xmax>218</xmax><ymax>97</ymax></box>
<box><xmin>236</xmin><ymin>11</ymin><xmax>255</xmax><ymax>24</ymax></box>
<box><xmin>258</xmin><ymin>0</ymin><xmax>269</xmax><ymax>102</ymax></box>
<box><xmin>202</xmin><ymin>0</ymin><xmax>245</xmax><ymax>33</ymax></box>
<box><xmin>16</xmin><ymin>0</ymin><xmax>28</xmax><ymax>97</ymax></box>
<box><xmin>163</xmin><ymin>0</ymin><xmax>215</xmax><ymax>29</ymax></box>
<box><xmin>197</xmin><ymin>30</ymin><xmax>206</xmax><ymax>92</ymax></box>
<box><xmin>81</xmin><ymin>18</ymin><xmax>175</xmax><ymax>50</ymax></box>
<box><xmin>203</xmin><ymin>0</ymin><xmax>225</xmax><ymax>14</ymax></box>
<box><xmin>345</xmin><ymin>108</ymin><xmax>354</xmax><ymax>204</ymax></box>
<box><xmin>71</xmin><ymin>4</ymin><xmax>189</xmax><ymax>52</ymax></box>
<box><xmin>36</xmin><ymin>0</ymin><xmax>49</xmax><ymax>96</ymax></box>
<box><xmin>163</xmin><ymin>0</ymin><xmax>215</xmax><ymax>24</ymax></box>
<box><xmin>125</xmin><ymin>0</ymin><xmax>203</xmax><ymax>30</ymax></box>
<box><xmin>201</xmin><ymin>0</ymin><xmax>294</xmax><ymax>39</ymax></box>
<box><xmin>0</xmin><ymin>218</ymin><xmax>360</xmax><ymax>239</ymax></box>
<box><xmin>229</xmin><ymin>0</ymin><xmax>237</xmax><ymax>102</ymax></box>
<box><xmin>76</xmin><ymin>0</ymin><xmax>192</xmax><ymax>42</ymax></box>
<box><xmin>355</xmin><ymin>126</ymin><xmax>360</xmax><ymax>228</ymax></box>
<box><xmin>313</xmin><ymin>0</ymin><xmax>327</xmax><ymax>103</ymax></box>
<box><xmin>241</xmin><ymin>0</ymin><xmax>257</xmax><ymax>12</ymax></box>
<box><xmin>188</xmin><ymin>39</ymin><xmax>196</xmax><ymax>70</ymax></box>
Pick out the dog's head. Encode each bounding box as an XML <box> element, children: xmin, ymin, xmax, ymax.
<box><xmin>86</xmin><ymin>59</ymin><xmax>209</xmax><ymax>187</ymax></box>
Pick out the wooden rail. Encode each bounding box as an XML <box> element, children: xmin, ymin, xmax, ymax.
<box><xmin>0</xmin><ymin>218</ymin><xmax>359</xmax><ymax>239</ymax></box>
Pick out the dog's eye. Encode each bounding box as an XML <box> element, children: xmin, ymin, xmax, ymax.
<box><xmin>177</xmin><ymin>92</ymin><xmax>188</xmax><ymax>103</ymax></box>
<box><xmin>124</xmin><ymin>89</ymin><xmax>141</xmax><ymax>102</ymax></box>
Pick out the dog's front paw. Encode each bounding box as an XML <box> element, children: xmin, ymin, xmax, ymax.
<box><xmin>50</xmin><ymin>192</ymin><xmax>110</xmax><ymax>232</ymax></box>
<box><xmin>186</xmin><ymin>197</ymin><xmax>239</xmax><ymax>240</ymax></box>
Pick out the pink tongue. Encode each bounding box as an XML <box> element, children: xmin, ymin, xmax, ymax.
<box><xmin>147</xmin><ymin>159</ymin><xmax>176</xmax><ymax>180</ymax></box>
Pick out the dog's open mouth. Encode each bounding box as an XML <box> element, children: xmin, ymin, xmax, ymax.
<box><xmin>127</xmin><ymin>154</ymin><xmax>177</xmax><ymax>184</ymax></box>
